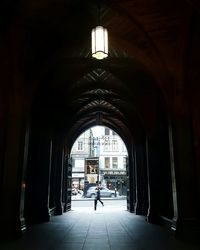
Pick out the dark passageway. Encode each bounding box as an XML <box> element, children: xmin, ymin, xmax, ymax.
<box><xmin>0</xmin><ymin>0</ymin><xmax>200</xmax><ymax>249</ymax></box>
<box><xmin>1</xmin><ymin>207</ymin><xmax>199</xmax><ymax>250</ymax></box>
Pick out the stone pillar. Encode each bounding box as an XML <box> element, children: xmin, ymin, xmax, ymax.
<box><xmin>168</xmin><ymin>123</ymin><xmax>178</xmax><ymax>230</ymax></box>
<box><xmin>54</xmin><ymin>140</ymin><xmax>64</xmax><ymax>215</ymax></box>
<box><xmin>63</xmin><ymin>152</ymin><xmax>69</xmax><ymax>212</ymax></box>
<box><xmin>63</xmin><ymin>152</ymin><xmax>72</xmax><ymax>212</ymax></box>
<box><xmin>0</xmin><ymin>91</ymin><xmax>29</xmax><ymax>238</ymax></box>
<box><xmin>127</xmin><ymin>144</ymin><xmax>136</xmax><ymax>212</ymax></box>
<box><xmin>171</xmin><ymin>117</ymin><xmax>199</xmax><ymax>239</ymax></box>
<box><xmin>134</xmin><ymin>143</ymin><xmax>149</xmax><ymax>216</ymax></box>
<box><xmin>146</xmin><ymin>121</ymin><xmax>174</xmax><ymax>225</ymax></box>
<box><xmin>146</xmin><ymin>137</ymin><xmax>161</xmax><ymax>223</ymax></box>
<box><xmin>25</xmin><ymin>126</ymin><xmax>52</xmax><ymax>225</ymax></box>
<box><xmin>49</xmin><ymin>144</ymin><xmax>56</xmax><ymax>210</ymax></box>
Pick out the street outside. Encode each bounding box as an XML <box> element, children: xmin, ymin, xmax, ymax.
<box><xmin>71</xmin><ymin>196</ymin><xmax>127</xmax><ymax>212</ymax></box>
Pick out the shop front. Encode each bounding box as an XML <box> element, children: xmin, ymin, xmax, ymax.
<box><xmin>103</xmin><ymin>170</ymin><xmax>127</xmax><ymax>196</ymax></box>
<box><xmin>72</xmin><ymin>173</ymin><xmax>85</xmax><ymax>190</ymax></box>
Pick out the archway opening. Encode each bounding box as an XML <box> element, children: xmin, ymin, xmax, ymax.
<box><xmin>70</xmin><ymin>125</ymin><xmax>128</xmax><ymax>212</ymax></box>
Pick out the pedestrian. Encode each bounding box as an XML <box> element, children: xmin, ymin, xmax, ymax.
<box><xmin>114</xmin><ymin>187</ymin><xmax>117</xmax><ymax>197</ymax></box>
<box><xmin>94</xmin><ymin>185</ymin><xmax>104</xmax><ymax>210</ymax></box>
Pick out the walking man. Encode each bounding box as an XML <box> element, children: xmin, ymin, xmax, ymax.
<box><xmin>94</xmin><ymin>185</ymin><xmax>104</xmax><ymax>210</ymax></box>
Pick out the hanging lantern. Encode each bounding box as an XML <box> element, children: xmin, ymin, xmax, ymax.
<box><xmin>91</xmin><ymin>26</ymin><xmax>108</xmax><ymax>60</ymax></box>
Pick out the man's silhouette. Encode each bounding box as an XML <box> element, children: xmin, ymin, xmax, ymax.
<box><xmin>94</xmin><ymin>185</ymin><xmax>104</xmax><ymax>210</ymax></box>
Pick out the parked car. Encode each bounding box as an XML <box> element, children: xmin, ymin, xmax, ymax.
<box><xmin>83</xmin><ymin>183</ymin><xmax>97</xmax><ymax>197</ymax></box>
<box><xmin>85</xmin><ymin>186</ymin><xmax>118</xmax><ymax>198</ymax></box>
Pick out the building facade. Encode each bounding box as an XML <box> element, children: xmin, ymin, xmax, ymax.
<box><xmin>70</xmin><ymin>128</ymin><xmax>94</xmax><ymax>190</ymax></box>
<box><xmin>95</xmin><ymin>127</ymin><xmax>128</xmax><ymax>195</ymax></box>
<box><xmin>70</xmin><ymin>126</ymin><xmax>128</xmax><ymax>195</ymax></box>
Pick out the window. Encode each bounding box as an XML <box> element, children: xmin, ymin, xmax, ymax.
<box><xmin>112</xmin><ymin>157</ymin><xmax>118</xmax><ymax>169</ymax></box>
<box><xmin>105</xmin><ymin>157</ymin><xmax>110</xmax><ymax>168</ymax></box>
<box><xmin>105</xmin><ymin>127</ymin><xmax>109</xmax><ymax>135</ymax></box>
<box><xmin>72</xmin><ymin>158</ymin><xmax>75</xmax><ymax>169</ymax></box>
<box><xmin>123</xmin><ymin>157</ymin><xmax>127</xmax><ymax>169</ymax></box>
<box><xmin>103</xmin><ymin>136</ymin><xmax>110</xmax><ymax>151</ymax></box>
<box><xmin>112</xmin><ymin>139</ymin><xmax>118</xmax><ymax>151</ymax></box>
<box><xmin>122</xmin><ymin>143</ymin><xmax>126</xmax><ymax>152</ymax></box>
<box><xmin>77</xmin><ymin>141</ymin><xmax>83</xmax><ymax>151</ymax></box>
<box><xmin>112</xmin><ymin>130</ymin><xmax>116</xmax><ymax>135</ymax></box>
<box><xmin>104</xmin><ymin>141</ymin><xmax>109</xmax><ymax>151</ymax></box>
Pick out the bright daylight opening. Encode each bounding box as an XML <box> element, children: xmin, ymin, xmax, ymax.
<box><xmin>70</xmin><ymin>126</ymin><xmax>128</xmax><ymax>212</ymax></box>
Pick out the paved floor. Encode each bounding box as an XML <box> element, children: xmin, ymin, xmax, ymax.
<box><xmin>0</xmin><ymin>201</ymin><xmax>199</xmax><ymax>250</ymax></box>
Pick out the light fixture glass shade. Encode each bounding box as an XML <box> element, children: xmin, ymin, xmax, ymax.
<box><xmin>91</xmin><ymin>26</ymin><xmax>108</xmax><ymax>60</ymax></box>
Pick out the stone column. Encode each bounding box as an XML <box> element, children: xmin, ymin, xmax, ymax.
<box><xmin>25</xmin><ymin>126</ymin><xmax>52</xmax><ymax>225</ymax></box>
<box><xmin>168</xmin><ymin>123</ymin><xmax>178</xmax><ymax>230</ymax></box>
<box><xmin>54</xmin><ymin>140</ymin><xmax>64</xmax><ymax>215</ymax></box>
<box><xmin>63</xmin><ymin>152</ymin><xmax>72</xmax><ymax>212</ymax></box>
<box><xmin>146</xmin><ymin>122</ymin><xmax>174</xmax><ymax>225</ymax></box>
<box><xmin>63</xmin><ymin>152</ymin><xmax>68</xmax><ymax>212</ymax></box>
<box><xmin>134</xmin><ymin>143</ymin><xmax>149</xmax><ymax>216</ymax></box>
<box><xmin>127</xmin><ymin>144</ymin><xmax>136</xmax><ymax>212</ymax></box>
<box><xmin>171</xmin><ymin>117</ymin><xmax>199</xmax><ymax>239</ymax></box>
<box><xmin>0</xmin><ymin>90</ymin><xmax>30</xmax><ymax>238</ymax></box>
<box><xmin>146</xmin><ymin>137</ymin><xmax>161</xmax><ymax>223</ymax></box>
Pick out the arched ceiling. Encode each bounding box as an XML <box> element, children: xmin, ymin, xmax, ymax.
<box><xmin>1</xmin><ymin>0</ymin><xmax>198</xmax><ymax>147</ymax></box>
